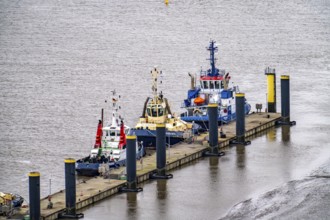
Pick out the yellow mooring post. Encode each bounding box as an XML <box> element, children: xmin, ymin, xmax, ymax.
<box><xmin>265</xmin><ymin>67</ymin><xmax>276</xmax><ymax>113</ymax></box>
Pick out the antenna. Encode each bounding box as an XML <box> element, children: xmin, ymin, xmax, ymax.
<box><xmin>151</xmin><ymin>68</ymin><xmax>161</xmax><ymax>100</ymax></box>
<box><xmin>207</xmin><ymin>40</ymin><xmax>219</xmax><ymax>76</ymax></box>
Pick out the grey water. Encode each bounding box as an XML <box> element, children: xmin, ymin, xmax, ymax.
<box><xmin>0</xmin><ymin>0</ymin><xmax>329</xmax><ymax>219</ymax></box>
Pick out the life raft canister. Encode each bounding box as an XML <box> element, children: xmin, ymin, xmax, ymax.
<box><xmin>194</xmin><ymin>96</ymin><xmax>204</xmax><ymax>105</ymax></box>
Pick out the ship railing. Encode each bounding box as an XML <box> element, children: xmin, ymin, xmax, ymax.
<box><xmin>199</xmin><ymin>69</ymin><xmax>226</xmax><ymax>77</ymax></box>
<box><xmin>145</xmin><ymin>129</ymin><xmax>156</xmax><ymax>137</ymax></box>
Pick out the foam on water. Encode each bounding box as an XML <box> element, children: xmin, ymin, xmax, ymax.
<box><xmin>220</xmin><ymin>160</ymin><xmax>330</xmax><ymax>220</ymax></box>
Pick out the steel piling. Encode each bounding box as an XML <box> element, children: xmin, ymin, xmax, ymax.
<box><xmin>235</xmin><ymin>93</ymin><xmax>246</xmax><ymax>144</ymax></box>
<box><xmin>208</xmin><ymin>104</ymin><xmax>219</xmax><ymax>154</ymax></box>
<box><xmin>28</xmin><ymin>172</ymin><xmax>40</xmax><ymax>220</ymax></box>
<box><xmin>126</xmin><ymin>135</ymin><xmax>137</xmax><ymax>189</ymax></box>
<box><xmin>281</xmin><ymin>75</ymin><xmax>290</xmax><ymax>123</ymax></box>
<box><xmin>265</xmin><ymin>67</ymin><xmax>276</xmax><ymax>113</ymax></box>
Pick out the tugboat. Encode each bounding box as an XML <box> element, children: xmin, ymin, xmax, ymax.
<box><xmin>0</xmin><ymin>192</ymin><xmax>24</xmax><ymax>217</ymax></box>
<box><xmin>180</xmin><ymin>40</ymin><xmax>251</xmax><ymax>130</ymax></box>
<box><xmin>130</xmin><ymin>68</ymin><xmax>199</xmax><ymax>148</ymax></box>
<box><xmin>76</xmin><ymin>91</ymin><xmax>145</xmax><ymax>176</ymax></box>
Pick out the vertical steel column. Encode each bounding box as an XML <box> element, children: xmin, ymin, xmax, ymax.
<box><xmin>236</xmin><ymin>93</ymin><xmax>245</xmax><ymax>143</ymax></box>
<box><xmin>281</xmin><ymin>75</ymin><xmax>290</xmax><ymax>123</ymax></box>
<box><xmin>29</xmin><ymin>172</ymin><xmax>40</xmax><ymax>220</ymax></box>
<box><xmin>156</xmin><ymin>124</ymin><xmax>166</xmax><ymax>176</ymax></box>
<box><xmin>101</xmin><ymin>108</ymin><xmax>104</xmax><ymax>128</ymax></box>
<box><xmin>208</xmin><ymin>104</ymin><xmax>219</xmax><ymax>154</ymax></box>
<box><xmin>126</xmin><ymin>135</ymin><xmax>137</xmax><ymax>189</ymax></box>
<box><xmin>64</xmin><ymin>158</ymin><xmax>76</xmax><ymax>215</ymax></box>
<box><xmin>265</xmin><ymin>67</ymin><xmax>276</xmax><ymax>113</ymax></box>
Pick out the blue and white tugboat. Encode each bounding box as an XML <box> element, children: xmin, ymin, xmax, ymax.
<box><xmin>180</xmin><ymin>40</ymin><xmax>251</xmax><ymax>130</ymax></box>
<box><xmin>130</xmin><ymin>68</ymin><xmax>199</xmax><ymax>148</ymax></box>
<box><xmin>76</xmin><ymin>91</ymin><xmax>145</xmax><ymax>176</ymax></box>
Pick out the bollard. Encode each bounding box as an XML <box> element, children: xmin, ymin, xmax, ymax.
<box><xmin>150</xmin><ymin>124</ymin><xmax>173</xmax><ymax>179</ymax></box>
<box><xmin>119</xmin><ymin>136</ymin><xmax>143</xmax><ymax>192</ymax></box>
<box><xmin>29</xmin><ymin>172</ymin><xmax>40</xmax><ymax>220</ymax></box>
<box><xmin>126</xmin><ymin>135</ymin><xmax>137</xmax><ymax>189</ymax></box>
<box><xmin>281</xmin><ymin>75</ymin><xmax>290</xmax><ymax>123</ymax></box>
<box><xmin>208</xmin><ymin>104</ymin><xmax>218</xmax><ymax>154</ymax></box>
<box><xmin>65</xmin><ymin>158</ymin><xmax>76</xmax><ymax>216</ymax></box>
<box><xmin>265</xmin><ymin>67</ymin><xmax>276</xmax><ymax>113</ymax></box>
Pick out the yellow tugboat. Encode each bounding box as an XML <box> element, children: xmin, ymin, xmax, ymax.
<box><xmin>131</xmin><ymin>67</ymin><xmax>199</xmax><ymax>148</ymax></box>
<box><xmin>0</xmin><ymin>192</ymin><xmax>24</xmax><ymax>217</ymax></box>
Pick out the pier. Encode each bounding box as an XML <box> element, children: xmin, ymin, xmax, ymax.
<box><xmin>6</xmin><ymin>112</ymin><xmax>280</xmax><ymax>220</ymax></box>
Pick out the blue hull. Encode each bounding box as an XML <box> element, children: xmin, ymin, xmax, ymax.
<box><xmin>181</xmin><ymin>104</ymin><xmax>251</xmax><ymax>130</ymax></box>
<box><xmin>130</xmin><ymin>128</ymin><xmax>196</xmax><ymax>148</ymax></box>
<box><xmin>75</xmin><ymin>163</ymin><xmax>101</xmax><ymax>176</ymax></box>
<box><xmin>76</xmin><ymin>149</ymin><xmax>145</xmax><ymax>177</ymax></box>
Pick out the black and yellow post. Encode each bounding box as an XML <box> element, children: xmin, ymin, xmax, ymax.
<box><xmin>65</xmin><ymin>158</ymin><xmax>76</xmax><ymax>215</ymax></box>
<box><xmin>156</xmin><ymin>124</ymin><xmax>166</xmax><ymax>176</ymax></box>
<box><xmin>236</xmin><ymin>93</ymin><xmax>246</xmax><ymax>143</ymax></box>
<box><xmin>208</xmin><ymin>104</ymin><xmax>219</xmax><ymax>153</ymax></box>
<box><xmin>265</xmin><ymin>67</ymin><xmax>276</xmax><ymax>113</ymax></box>
<box><xmin>59</xmin><ymin>159</ymin><xmax>84</xmax><ymax>218</ymax></box>
<box><xmin>127</xmin><ymin>135</ymin><xmax>137</xmax><ymax>189</ymax></box>
<box><xmin>281</xmin><ymin>75</ymin><xmax>290</xmax><ymax>123</ymax></box>
<box><xmin>151</xmin><ymin>124</ymin><xmax>173</xmax><ymax>179</ymax></box>
<box><xmin>28</xmin><ymin>172</ymin><xmax>40</xmax><ymax>220</ymax></box>
<box><xmin>230</xmin><ymin>93</ymin><xmax>251</xmax><ymax>145</ymax></box>
<box><xmin>280</xmin><ymin>75</ymin><xmax>296</xmax><ymax>126</ymax></box>
<box><xmin>119</xmin><ymin>135</ymin><xmax>143</xmax><ymax>192</ymax></box>
<box><xmin>204</xmin><ymin>104</ymin><xmax>225</xmax><ymax>157</ymax></box>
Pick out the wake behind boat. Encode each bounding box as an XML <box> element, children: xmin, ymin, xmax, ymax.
<box><xmin>130</xmin><ymin>68</ymin><xmax>200</xmax><ymax>148</ymax></box>
<box><xmin>76</xmin><ymin>92</ymin><xmax>145</xmax><ymax>176</ymax></box>
<box><xmin>180</xmin><ymin>40</ymin><xmax>251</xmax><ymax>130</ymax></box>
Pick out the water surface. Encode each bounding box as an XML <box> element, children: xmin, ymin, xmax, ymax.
<box><xmin>0</xmin><ymin>0</ymin><xmax>329</xmax><ymax>219</ymax></box>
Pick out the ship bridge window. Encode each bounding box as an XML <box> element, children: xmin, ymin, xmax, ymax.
<box><xmin>110</xmin><ymin>130</ymin><xmax>117</xmax><ymax>136</ymax></box>
<box><xmin>147</xmin><ymin>107</ymin><xmax>151</xmax><ymax>116</ymax></box>
<box><xmin>158</xmin><ymin>105</ymin><xmax>164</xmax><ymax>117</ymax></box>
<box><xmin>210</xmin><ymin>81</ymin><xmax>214</xmax><ymax>89</ymax></box>
<box><xmin>215</xmin><ymin>81</ymin><xmax>220</xmax><ymax>89</ymax></box>
<box><xmin>151</xmin><ymin>106</ymin><xmax>157</xmax><ymax>117</ymax></box>
<box><xmin>147</xmin><ymin>104</ymin><xmax>164</xmax><ymax>117</ymax></box>
<box><xmin>203</xmin><ymin>81</ymin><xmax>209</xmax><ymax>89</ymax></box>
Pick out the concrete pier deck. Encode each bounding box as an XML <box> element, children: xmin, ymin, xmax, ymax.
<box><xmin>4</xmin><ymin>112</ymin><xmax>280</xmax><ymax>220</ymax></box>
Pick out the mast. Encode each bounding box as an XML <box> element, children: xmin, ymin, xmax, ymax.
<box><xmin>118</xmin><ymin>120</ymin><xmax>126</xmax><ymax>149</ymax></box>
<box><xmin>109</xmin><ymin>90</ymin><xmax>120</xmax><ymax>127</ymax></box>
<box><xmin>94</xmin><ymin>120</ymin><xmax>102</xmax><ymax>148</ymax></box>
<box><xmin>207</xmin><ymin>40</ymin><xmax>219</xmax><ymax>76</ymax></box>
<box><xmin>151</xmin><ymin>68</ymin><xmax>162</xmax><ymax>103</ymax></box>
